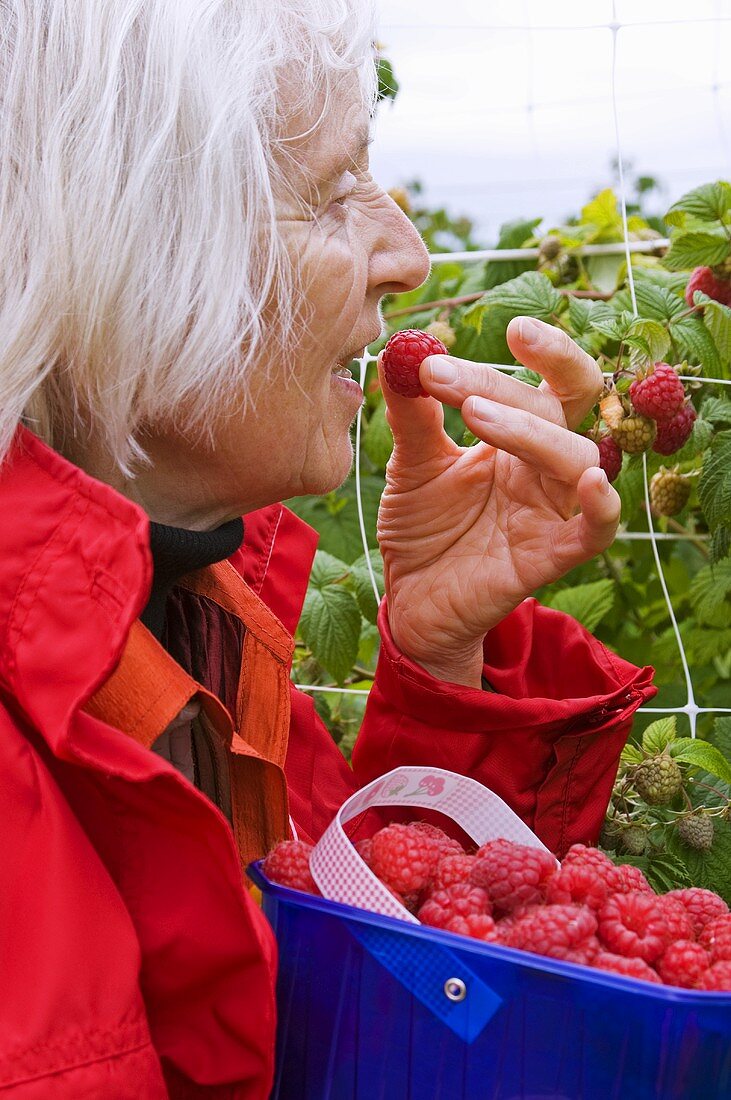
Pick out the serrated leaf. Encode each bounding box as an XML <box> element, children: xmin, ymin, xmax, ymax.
<box><xmin>287</xmin><ymin>474</ymin><xmax>383</xmax><ymax>563</ymax></box>
<box><xmin>667</xmin><ymin>818</ymin><xmax>731</xmax><ymax>904</ymax></box>
<box><xmin>645</xmin><ymin>851</ymin><xmax>693</xmax><ymax>892</ymax></box>
<box><xmin>670</xmin><ymin>738</ymin><xmax>731</xmax><ymax>786</ymax></box>
<box><xmin>476</xmin><ymin>271</ymin><xmax>563</xmax><ymax>321</ymax></box>
<box><xmin>625</xmin><ymin>319</ymin><xmax>671</xmax><ymax>362</ymax></box>
<box><xmin>585</xmin><ymin>254</ymin><xmax>626</xmax><ymax>293</ymax></box>
<box><xmin>709</xmin><ymin>717</ymin><xmax>731</xmax><ymax>760</ymax></box>
<box><xmin>699</xmin><ymin>430</ymin><xmax>731</xmax><ymax>534</ymax></box>
<box><xmin>363</xmin><ymin>401</ymin><xmax>393</xmax><ymax>470</ymax></box>
<box><xmin>482</xmin><ymin>217</ymin><xmax>541</xmax><ymax>291</ymax></box>
<box><xmin>701</xmin><ymin>394</ymin><xmax>731</xmax><ymax>426</ymax></box>
<box><xmin>567</xmin><ymin>296</ymin><xmax>594</xmax><ymax>336</ymax></box>
<box><xmin>621</xmin><ymin>742</ymin><xmax>644</xmax><ymax>766</ymax></box>
<box><xmin>689</xmin><ymin>560</ymin><xmax>731</xmax><ymax>627</ymax></box>
<box><xmin>664</xmin><ymin>229</ymin><xmax>730</xmax><ymax>271</ymax></box>
<box><xmin>632</xmin><ymin>280</ymin><xmax>686</xmax><ymax>321</ymax></box>
<box><xmin>671</xmin><ymin>316</ymin><xmax>722</xmax><ymax>373</ymax></box>
<box><xmin>544</xmin><ymin>578</ymin><xmax>615</xmax><ymax>632</ymax></box>
<box><xmin>613</xmin><ymin>456</ymin><xmax>645</xmax><ymax>523</ymax></box>
<box><xmin>350</xmin><ymin>550</ymin><xmax>385</xmax><ymax>625</ymax></box>
<box><xmin>699</xmin><ymin>297</ymin><xmax>731</xmax><ymax>376</ymax></box>
<box><xmin>642</xmin><ymin>716</ymin><xmax>677</xmax><ymax>754</ymax></box>
<box><xmin>665</xmin><ymin>181</ymin><xmax>731</xmax><ymax>227</ymax></box>
<box><xmin>299</xmin><ymin>585</ymin><xmax>362</xmax><ymax>684</ymax></box>
<box><xmin>309</xmin><ymin>550</ymin><xmax>350</xmax><ymax>588</ymax></box>
<box><xmin>581</xmin><ymin>189</ymin><xmax>622</xmax><ymax>235</ymax></box>
<box><xmin>686</xmin><ymin>626</ymin><xmax>731</xmax><ymax>665</ymax></box>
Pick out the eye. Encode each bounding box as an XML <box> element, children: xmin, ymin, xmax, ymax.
<box><xmin>330</xmin><ymin>170</ymin><xmax>358</xmax><ymax>207</ymax></box>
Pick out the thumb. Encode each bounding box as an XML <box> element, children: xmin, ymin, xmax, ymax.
<box><xmin>377</xmin><ymin>352</ymin><xmax>451</xmax><ymax>467</ymax></box>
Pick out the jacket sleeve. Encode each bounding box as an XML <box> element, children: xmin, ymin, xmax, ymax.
<box><xmin>351</xmin><ymin>597</ymin><xmax>656</xmax><ymax>856</ymax></box>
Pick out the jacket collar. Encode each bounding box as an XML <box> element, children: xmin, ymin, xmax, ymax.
<box><xmin>0</xmin><ymin>427</ymin><xmax>317</xmax><ymax>743</ymax></box>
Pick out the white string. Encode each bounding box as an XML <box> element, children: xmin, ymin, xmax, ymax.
<box><xmin>354</xmin><ymin>354</ymin><xmax>382</xmax><ymax>607</ymax></box>
<box><xmin>609</xmin><ymin>14</ymin><xmax>638</xmax><ymax>316</ymax></box>
<box><xmin>430</xmin><ymin>239</ymin><xmax>670</xmax><ymax>265</ymax></box>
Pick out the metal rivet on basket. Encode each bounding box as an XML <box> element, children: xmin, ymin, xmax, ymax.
<box><xmin>444</xmin><ymin>977</ymin><xmax>467</xmax><ymax>1002</ymax></box>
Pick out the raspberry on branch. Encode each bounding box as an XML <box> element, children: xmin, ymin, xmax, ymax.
<box><xmin>649</xmin><ymin>468</ymin><xmax>692</xmax><ymax>517</ymax></box>
<box><xmin>652</xmin><ymin>402</ymin><xmax>697</xmax><ymax>456</ymax></box>
<box><xmin>596</xmin><ymin>435</ymin><xmax>623</xmax><ymax>482</ymax></box>
<box><xmin>610</xmin><ymin>413</ymin><xmax>657</xmax><ymax>455</ymax></box>
<box><xmin>677</xmin><ymin>813</ymin><xmax>715</xmax><ymax>852</ymax></box>
<box><xmin>685</xmin><ymin>265</ymin><xmax>731</xmax><ymax>309</ymax></box>
<box><xmin>633</xmin><ymin>753</ymin><xmax>683</xmax><ymax>806</ymax></box>
<box><xmin>629</xmin><ymin>363</ymin><xmax>686</xmax><ymax>424</ymax></box>
<box><xmin>425</xmin><ymin>319</ymin><xmax>457</xmax><ymax>349</ymax></box>
<box><xmin>381</xmin><ymin>329</ymin><xmax>449</xmax><ymax>397</ymax></box>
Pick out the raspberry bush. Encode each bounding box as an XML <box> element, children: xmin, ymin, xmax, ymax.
<box><xmin>287</xmin><ymin>177</ymin><xmax>731</xmax><ymax>900</ymax></box>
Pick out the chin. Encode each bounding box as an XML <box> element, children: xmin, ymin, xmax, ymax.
<box><xmin>302</xmin><ymin>437</ymin><xmax>354</xmax><ymax>497</ymax></box>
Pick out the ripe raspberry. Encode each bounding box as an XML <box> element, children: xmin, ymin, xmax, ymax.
<box><xmin>381</xmin><ymin>329</ymin><xmax>448</xmax><ymax>397</ymax></box>
<box><xmin>425</xmin><ymin>319</ymin><xmax>457</xmax><ymax>350</ymax></box>
<box><xmin>561</xmin><ymin>844</ymin><xmax>616</xmax><ymax>878</ymax></box>
<box><xmin>652</xmin><ymin>402</ymin><xmax>697</xmax><ymax>456</ymax></box>
<box><xmin>408</xmin><ymin>821</ymin><xmax>464</xmax><ymax>859</ymax></box>
<box><xmin>657</xmin><ymin>896</ymin><xmax>695</xmax><ymax>942</ymax></box>
<box><xmin>611</xmin><ymin>414</ymin><xmax>657</xmax><ymax>454</ymax></box>
<box><xmin>649</xmin><ymin>468</ymin><xmax>692</xmax><ymax>517</ymax></box>
<box><xmin>442</xmin><ymin>912</ymin><xmax>499</xmax><ymax>941</ymax></box>
<box><xmin>634</xmin><ymin>754</ymin><xmax>683</xmax><ymax>805</ymax></box>
<box><xmin>695</xmin><ymin>962</ymin><xmax>731</xmax><ymax>991</ymax></box>
<box><xmin>596</xmin><ymin>435</ymin><xmax>623</xmax><ymax>482</ymax></box>
<box><xmin>545</xmin><ymin>863</ymin><xmax>611</xmax><ymax>911</ymax></box>
<box><xmin>369</xmin><ymin>823</ymin><xmax>440</xmax><ymax>896</ymax></box>
<box><xmin>593</xmin><ymin>952</ymin><xmax>662</xmax><ymax>984</ymax></box>
<box><xmin>598</xmin><ymin>891</ymin><xmax>669</xmax><ymax>962</ymax></box>
<box><xmin>429</xmin><ymin>853</ymin><xmax>477</xmax><ymax>894</ymax></box>
<box><xmin>418</xmin><ymin>883</ymin><xmax>491</xmax><ymax>930</ymax></box>
<box><xmin>505</xmin><ymin>903</ymin><xmax>598</xmax><ymax>961</ymax></box>
<box><xmin>677</xmin><ymin>814</ymin><xmax>715</xmax><ymax>852</ymax></box>
<box><xmin>657</xmin><ymin>940</ymin><xmax>710</xmax><ymax>988</ymax></box>
<box><xmin>619</xmin><ymin>825</ymin><xmax>650</xmax><ymax>855</ymax></box>
<box><xmin>665</xmin><ymin>889</ymin><xmax>730</xmax><ymax>936</ymax></box>
<box><xmin>606</xmin><ymin>863</ymin><xmax>654</xmax><ymax>895</ymax></box>
<box><xmin>629</xmin><ymin>364</ymin><xmax>686</xmax><ymax>423</ymax></box>
<box><xmin>470</xmin><ymin>839</ymin><xmax>557</xmax><ymax>915</ymax></box>
<box><xmin>685</xmin><ymin>266</ymin><xmax>731</xmax><ymax>309</ymax></box>
<box><xmin>354</xmin><ymin>838</ymin><xmax>373</xmax><ymax>866</ymax></box>
<box><xmin>262</xmin><ymin>840</ymin><xmax>318</xmax><ymax>894</ymax></box>
<box><xmin>699</xmin><ymin>916</ymin><xmax>731</xmax><ymax>963</ymax></box>
<box><xmin>561</xmin><ymin>936</ymin><xmax>601</xmax><ymax>966</ymax></box>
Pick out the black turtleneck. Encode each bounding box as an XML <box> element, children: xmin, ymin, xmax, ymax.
<box><xmin>140</xmin><ymin>517</ymin><xmax>244</xmax><ymax>640</ymax></box>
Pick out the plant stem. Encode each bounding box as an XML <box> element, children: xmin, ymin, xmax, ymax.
<box><xmin>665</xmin><ymin>517</ymin><xmax>710</xmax><ymax>558</ymax></box>
<box><xmin>382</xmin><ymin>287</ymin><xmax>612</xmax><ymax>321</ymax></box>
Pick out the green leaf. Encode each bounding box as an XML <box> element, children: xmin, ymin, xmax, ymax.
<box><xmin>309</xmin><ymin>550</ymin><xmax>349</xmax><ymax>589</ymax></box>
<box><xmin>613</xmin><ymin>455</ymin><xmax>645</xmax><ymax>523</ymax></box>
<box><xmin>664</xmin><ymin>229</ymin><xmax>730</xmax><ymax>271</ymax></box>
<box><xmin>642</xmin><ymin>716</ymin><xmax>677</xmax><ymax>755</ymax></box>
<box><xmin>645</xmin><ymin>851</ymin><xmax>693</xmax><ymax>893</ymax></box>
<box><xmin>544</xmin><ymin>578</ymin><xmax>615</xmax><ymax>632</ymax></box>
<box><xmin>632</xmin><ymin>280</ymin><xmax>686</xmax><ymax>322</ymax></box>
<box><xmin>699</xmin><ymin>430</ymin><xmax>731</xmax><ymax>549</ymax></box>
<box><xmin>701</xmin><ymin>394</ymin><xmax>731</xmax><ymax>426</ymax></box>
<box><xmin>621</xmin><ymin>742</ymin><xmax>644</xmax><ymax>766</ymax></box>
<box><xmin>585</xmin><ymin>254</ymin><xmax>626</xmax><ymax>293</ymax></box>
<box><xmin>287</xmin><ymin>474</ymin><xmax>383</xmax><ymax>563</ymax></box>
<box><xmin>670</xmin><ymin>738</ymin><xmax>731</xmax><ymax>786</ymax></box>
<box><xmin>665</xmin><ymin>181</ymin><xmax>731</xmax><ymax>227</ymax></box>
<box><xmin>363</xmin><ymin>401</ymin><xmax>393</xmax><ymax>470</ymax></box>
<box><xmin>581</xmin><ymin>189</ymin><xmax>622</xmax><ymax>236</ymax></box>
<box><xmin>667</xmin><ymin>818</ymin><xmax>731</xmax><ymax>904</ymax></box>
<box><xmin>350</xmin><ymin>550</ymin><xmax>385</xmax><ymax>625</ymax></box>
<box><xmin>671</xmin><ymin>315</ymin><xmax>722</xmax><ymax>373</ymax></box>
<box><xmin>709</xmin><ymin>717</ymin><xmax>731</xmax><ymax>761</ymax></box>
<box><xmin>482</xmin><ymin>217</ymin><xmax>541</xmax><ymax>291</ymax></box>
<box><xmin>689</xmin><ymin>560</ymin><xmax>731</xmax><ymax>627</ymax></box>
<box><xmin>625</xmin><ymin>318</ymin><xmax>672</xmax><ymax>362</ymax></box>
<box><xmin>376</xmin><ymin>57</ymin><xmax>399</xmax><ymax>103</ymax></box>
<box><xmin>475</xmin><ymin>271</ymin><xmax>563</xmax><ymax>322</ymax></box>
<box><xmin>699</xmin><ymin>296</ymin><xmax>731</xmax><ymax>376</ymax></box>
<box><xmin>299</xmin><ymin>585</ymin><xmax>362</xmax><ymax>684</ymax></box>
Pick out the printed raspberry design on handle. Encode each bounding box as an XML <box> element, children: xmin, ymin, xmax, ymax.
<box><xmin>417</xmin><ymin>775</ymin><xmax>446</xmax><ymax>797</ymax></box>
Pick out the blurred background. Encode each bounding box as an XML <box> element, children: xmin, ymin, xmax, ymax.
<box><xmin>371</xmin><ymin>0</ymin><xmax>731</xmax><ymax>244</ymax></box>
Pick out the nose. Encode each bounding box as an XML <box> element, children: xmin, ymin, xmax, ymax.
<box><xmin>368</xmin><ymin>192</ymin><xmax>431</xmax><ymax>299</ymax></box>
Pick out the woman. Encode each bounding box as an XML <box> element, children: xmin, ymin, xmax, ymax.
<box><xmin>0</xmin><ymin>2</ymin><xmax>655</xmax><ymax>1097</ymax></box>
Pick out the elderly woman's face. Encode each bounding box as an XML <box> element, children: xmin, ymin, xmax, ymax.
<box><xmin>137</xmin><ymin>78</ymin><xmax>430</xmax><ymax>527</ymax></box>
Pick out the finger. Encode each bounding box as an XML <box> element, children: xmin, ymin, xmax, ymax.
<box><xmin>463</xmin><ymin>395</ymin><xmax>600</xmax><ymax>484</ymax></box>
<box><xmin>506</xmin><ymin>316</ymin><xmax>603</xmax><ymax>429</ymax></box>
<box><xmin>420</xmin><ymin>353</ymin><xmax>565</xmax><ymax>425</ymax></box>
<box><xmin>548</xmin><ymin>466</ymin><xmax>621</xmax><ymax>572</ymax></box>
<box><xmin>376</xmin><ymin>352</ymin><xmax>453</xmax><ymax>468</ymax></box>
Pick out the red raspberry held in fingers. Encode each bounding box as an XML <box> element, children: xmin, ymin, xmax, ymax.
<box><xmin>606</xmin><ymin>863</ymin><xmax>654</xmax><ymax>896</ymax></box>
<box><xmin>593</xmin><ymin>952</ymin><xmax>662</xmax><ymax>984</ymax></box>
<box><xmin>442</xmin><ymin>912</ymin><xmax>499</xmax><ymax>941</ymax></box>
<box><xmin>652</xmin><ymin>402</ymin><xmax>697</xmax><ymax>456</ymax></box>
<box><xmin>418</xmin><ymin>883</ymin><xmax>491</xmax><ymax>929</ymax></box>
<box><xmin>656</xmin><ymin>896</ymin><xmax>695</xmax><ymax>942</ymax></box>
<box><xmin>545</xmin><ymin>862</ymin><xmax>611</xmax><ymax>911</ymax></box>
<box><xmin>629</xmin><ymin>363</ymin><xmax>686</xmax><ymax>423</ymax></box>
<box><xmin>262</xmin><ymin>840</ymin><xmax>319</xmax><ymax>894</ymax></box>
<box><xmin>699</xmin><ymin>916</ymin><xmax>731</xmax><ymax>962</ymax></box>
<box><xmin>596</xmin><ymin>435</ymin><xmax>623</xmax><ymax>482</ymax></box>
<box><xmin>429</xmin><ymin>853</ymin><xmax>477</xmax><ymax>894</ymax></box>
<box><xmin>505</xmin><ymin>903</ymin><xmax>598</xmax><ymax>961</ymax></box>
<box><xmin>381</xmin><ymin>329</ymin><xmax>448</xmax><ymax>397</ymax></box>
<box><xmin>685</xmin><ymin>265</ymin><xmax>731</xmax><ymax>309</ymax></box>
<box><xmin>470</xmin><ymin>839</ymin><xmax>557</xmax><ymax>914</ymax></box>
<box><xmin>598</xmin><ymin>891</ymin><xmax>669</xmax><ymax>962</ymax></box>
<box><xmin>664</xmin><ymin>888</ymin><xmax>729</xmax><ymax>936</ymax></box>
<box><xmin>696</xmin><ymin>962</ymin><xmax>731</xmax><ymax>991</ymax></box>
<box><xmin>370</xmin><ymin>823</ymin><xmax>440</xmax><ymax>896</ymax></box>
<box><xmin>657</xmin><ymin>940</ymin><xmax>710</xmax><ymax>988</ymax></box>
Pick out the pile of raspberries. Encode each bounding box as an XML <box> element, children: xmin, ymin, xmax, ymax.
<box><xmin>262</xmin><ymin>824</ymin><xmax>731</xmax><ymax>992</ymax></box>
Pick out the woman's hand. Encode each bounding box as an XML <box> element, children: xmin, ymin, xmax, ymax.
<box><xmin>377</xmin><ymin>315</ymin><xmax>619</xmax><ymax>688</ymax></box>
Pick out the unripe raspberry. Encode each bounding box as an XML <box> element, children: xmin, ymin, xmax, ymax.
<box><xmin>611</xmin><ymin>414</ymin><xmax>657</xmax><ymax>454</ymax></box>
<box><xmin>538</xmin><ymin>234</ymin><xmax>562</xmax><ymax>261</ymax></box>
<box><xmin>629</xmin><ymin>364</ymin><xmax>686</xmax><ymax>423</ymax></box>
<box><xmin>685</xmin><ymin>265</ymin><xmax>731</xmax><ymax>309</ymax></box>
<box><xmin>425</xmin><ymin>319</ymin><xmax>457</xmax><ymax>349</ymax></box>
<box><xmin>677</xmin><ymin>813</ymin><xmax>715</xmax><ymax>852</ymax></box>
<box><xmin>653</xmin><ymin>403</ymin><xmax>697</xmax><ymax>456</ymax></box>
<box><xmin>381</xmin><ymin>329</ymin><xmax>449</xmax><ymax>397</ymax></box>
<box><xmin>596</xmin><ymin>435</ymin><xmax>623</xmax><ymax>482</ymax></box>
<box><xmin>620</xmin><ymin>824</ymin><xmax>649</xmax><ymax>855</ymax></box>
<box><xmin>649</xmin><ymin>468</ymin><xmax>691</xmax><ymax>516</ymax></box>
<box><xmin>633</xmin><ymin>754</ymin><xmax>683</xmax><ymax>806</ymax></box>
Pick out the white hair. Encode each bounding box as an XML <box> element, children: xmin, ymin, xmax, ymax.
<box><xmin>0</xmin><ymin>0</ymin><xmax>378</xmax><ymax>473</ymax></box>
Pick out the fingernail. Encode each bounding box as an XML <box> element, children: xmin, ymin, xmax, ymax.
<box><xmin>469</xmin><ymin>396</ymin><xmax>496</xmax><ymax>422</ymax></box>
<box><xmin>518</xmin><ymin>317</ymin><xmax>541</xmax><ymax>345</ymax></box>
<box><xmin>426</xmin><ymin>355</ymin><xmax>457</xmax><ymax>384</ymax></box>
<box><xmin>598</xmin><ymin>469</ymin><xmax>612</xmax><ymax>495</ymax></box>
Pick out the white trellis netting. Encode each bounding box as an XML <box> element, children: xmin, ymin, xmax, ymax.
<box><xmin>294</xmin><ymin>8</ymin><xmax>731</xmax><ymax>734</ymax></box>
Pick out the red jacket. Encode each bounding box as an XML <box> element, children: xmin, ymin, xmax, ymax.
<box><xmin>0</xmin><ymin>429</ymin><xmax>655</xmax><ymax>1098</ymax></box>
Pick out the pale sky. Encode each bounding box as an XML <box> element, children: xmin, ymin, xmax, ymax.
<box><xmin>372</xmin><ymin>0</ymin><xmax>731</xmax><ymax>242</ymax></box>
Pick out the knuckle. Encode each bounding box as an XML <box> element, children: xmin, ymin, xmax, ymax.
<box><xmin>577</xmin><ymin>435</ymin><xmax>600</xmax><ymax>470</ymax></box>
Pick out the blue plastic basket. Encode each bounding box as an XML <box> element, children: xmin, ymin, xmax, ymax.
<box><xmin>249</xmin><ymin>861</ymin><xmax>731</xmax><ymax>1100</ymax></box>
